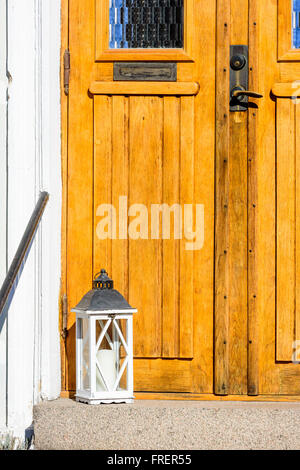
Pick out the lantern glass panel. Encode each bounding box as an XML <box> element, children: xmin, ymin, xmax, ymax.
<box><xmin>77</xmin><ymin>318</ymin><xmax>90</xmax><ymax>391</ymax></box>
<box><xmin>95</xmin><ymin>317</ymin><xmax>129</xmax><ymax>392</ymax></box>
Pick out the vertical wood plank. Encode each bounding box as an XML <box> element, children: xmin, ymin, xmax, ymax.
<box><xmin>278</xmin><ymin>0</ymin><xmax>293</xmax><ymax>60</ymax></box>
<box><xmin>228</xmin><ymin>113</ymin><xmax>248</xmax><ymax>394</ymax></box>
<box><xmin>228</xmin><ymin>0</ymin><xmax>249</xmax><ymax>395</ymax></box>
<box><xmin>190</xmin><ymin>0</ymin><xmax>215</xmax><ymax>393</ymax></box>
<box><xmin>94</xmin><ymin>96</ymin><xmax>113</xmax><ymax>354</ymax></box>
<box><xmin>162</xmin><ymin>97</ymin><xmax>180</xmax><ymax>358</ymax></box>
<box><xmin>247</xmin><ymin>0</ymin><xmax>259</xmax><ymax>395</ymax></box>
<box><xmin>66</xmin><ymin>0</ymin><xmax>94</xmax><ymax>391</ymax></box>
<box><xmin>129</xmin><ymin>96</ymin><xmax>163</xmax><ymax>358</ymax></box>
<box><xmin>296</xmin><ymin>102</ymin><xmax>300</xmax><ymax>348</ymax></box>
<box><xmin>214</xmin><ymin>0</ymin><xmax>230</xmax><ymax>395</ymax></box>
<box><xmin>277</xmin><ymin>98</ymin><xmax>295</xmax><ymax>361</ymax></box>
<box><xmin>256</xmin><ymin>0</ymin><xmax>278</xmax><ymax>394</ymax></box>
<box><xmin>111</xmin><ymin>96</ymin><xmax>129</xmax><ymax>298</ymax></box>
<box><xmin>179</xmin><ymin>96</ymin><xmax>194</xmax><ymax>359</ymax></box>
<box><xmin>94</xmin><ymin>95</ymin><xmax>112</xmax><ymax>275</ymax></box>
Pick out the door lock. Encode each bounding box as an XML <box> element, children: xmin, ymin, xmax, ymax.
<box><xmin>230</xmin><ymin>45</ymin><xmax>248</xmax><ymax>112</ymax></box>
<box><xmin>230</xmin><ymin>46</ymin><xmax>263</xmax><ymax>111</ymax></box>
<box><xmin>230</xmin><ymin>54</ymin><xmax>247</xmax><ymax>71</ymax></box>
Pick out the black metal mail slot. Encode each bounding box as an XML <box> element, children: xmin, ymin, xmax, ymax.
<box><xmin>113</xmin><ymin>62</ymin><xmax>177</xmax><ymax>82</ymax></box>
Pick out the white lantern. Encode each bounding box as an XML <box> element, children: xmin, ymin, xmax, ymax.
<box><xmin>72</xmin><ymin>269</ymin><xmax>137</xmax><ymax>404</ymax></box>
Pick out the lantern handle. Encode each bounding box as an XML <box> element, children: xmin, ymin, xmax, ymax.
<box><xmin>94</xmin><ymin>269</ymin><xmax>108</xmax><ymax>279</ymax></box>
<box><xmin>93</xmin><ymin>269</ymin><xmax>114</xmax><ymax>289</ymax></box>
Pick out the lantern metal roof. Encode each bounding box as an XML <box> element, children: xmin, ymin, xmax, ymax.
<box><xmin>71</xmin><ymin>269</ymin><xmax>137</xmax><ymax>315</ymax></box>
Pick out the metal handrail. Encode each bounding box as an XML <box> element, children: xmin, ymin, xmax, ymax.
<box><xmin>0</xmin><ymin>191</ymin><xmax>49</xmax><ymax>316</ymax></box>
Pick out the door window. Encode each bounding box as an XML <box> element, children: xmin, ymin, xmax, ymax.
<box><xmin>293</xmin><ymin>0</ymin><xmax>300</xmax><ymax>48</ymax></box>
<box><xmin>109</xmin><ymin>0</ymin><xmax>184</xmax><ymax>49</ymax></box>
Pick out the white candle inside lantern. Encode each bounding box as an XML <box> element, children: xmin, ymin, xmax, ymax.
<box><xmin>96</xmin><ymin>349</ymin><xmax>117</xmax><ymax>391</ymax></box>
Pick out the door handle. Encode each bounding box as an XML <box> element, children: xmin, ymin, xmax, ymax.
<box><xmin>232</xmin><ymin>89</ymin><xmax>263</xmax><ymax>99</ymax></box>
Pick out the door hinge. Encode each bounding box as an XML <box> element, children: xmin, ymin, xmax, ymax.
<box><xmin>61</xmin><ymin>294</ymin><xmax>68</xmax><ymax>340</ymax></box>
<box><xmin>63</xmin><ymin>49</ymin><xmax>70</xmax><ymax>96</ymax></box>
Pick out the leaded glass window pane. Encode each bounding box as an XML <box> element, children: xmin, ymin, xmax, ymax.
<box><xmin>109</xmin><ymin>0</ymin><xmax>184</xmax><ymax>49</ymax></box>
<box><xmin>293</xmin><ymin>0</ymin><xmax>300</xmax><ymax>48</ymax></box>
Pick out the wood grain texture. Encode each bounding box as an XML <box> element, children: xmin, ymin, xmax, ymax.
<box><xmin>111</xmin><ymin>96</ymin><xmax>129</xmax><ymax>298</ymax></box>
<box><xmin>179</xmin><ymin>96</ymin><xmax>194</xmax><ymax>359</ymax></box>
<box><xmin>214</xmin><ymin>0</ymin><xmax>230</xmax><ymax>396</ymax></box>
<box><xmin>273</xmin><ymin>83</ymin><xmax>300</xmax><ymax>97</ymax></box>
<box><xmin>256</xmin><ymin>0</ymin><xmax>279</xmax><ymax>395</ymax></box>
<box><xmin>129</xmin><ymin>96</ymin><xmax>163</xmax><ymax>358</ymax></box>
<box><xmin>89</xmin><ymin>81</ymin><xmax>200</xmax><ymax>96</ymax></box>
<box><xmin>162</xmin><ymin>97</ymin><xmax>180</xmax><ymax>358</ymax></box>
<box><xmin>66</xmin><ymin>0</ymin><xmax>95</xmax><ymax>391</ymax></box>
<box><xmin>280</xmin><ymin>369</ymin><xmax>300</xmax><ymax>395</ymax></box>
<box><xmin>226</xmin><ymin>0</ymin><xmax>249</xmax><ymax>396</ymax></box>
<box><xmin>296</xmin><ymin>104</ymin><xmax>300</xmax><ymax>349</ymax></box>
<box><xmin>94</xmin><ymin>95</ymin><xmax>113</xmax><ymax>275</ymax></box>
<box><xmin>61</xmin><ymin>390</ymin><xmax>300</xmax><ymax>401</ymax></box>
<box><xmin>135</xmin><ymin>392</ymin><xmax>300</xmax><ymax>401</ymax></box>
<box><xmin>134</xmin><ymin>359</ymin><xmax>192</xmax><ymax>393</ymax></box>
<box><xmin>276</xmin><ymin>98</ymin><xmax>295</xmax><ymax>362</ymax></box>
<box><xmin>247</xmin><ymin>0</ymin><xmax>259</xmax><ymax>396</ymax></box>
<box><xmin>190</xmin><ymin>0</ymin><xmax>215</xmax><ymax>394</ymax></box>
<box><xmin>279</xmin><ymin>63</ymin><xmax>300</xmax><ymax>83</ymax></box>
<box><xmin>92</xmin><ymin>92</ymin><xmax>197</xmax><ymax>377</ymax></box>
<box><xmin>228</xmin><ymin>110</ymin><xmax>248</xmax><ymax>395</ymax></box>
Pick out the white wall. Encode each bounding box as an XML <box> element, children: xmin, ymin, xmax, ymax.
<box><xmin>0</xmin><ymin>0</ymin><xmax>61</xmax><ymax>438</ymax></box>
<box><xmin>0</xmin><ymin>0</ymin><xmax>8</xmax><ymax>434</ymax></box>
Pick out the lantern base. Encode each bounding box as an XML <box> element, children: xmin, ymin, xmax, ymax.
<box><xmin>75</xmin><ymin>395</ymin><xmax>134</xmax><ymax>405</ymax></box>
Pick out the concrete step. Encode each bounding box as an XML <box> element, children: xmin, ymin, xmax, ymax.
<box><xmin>33</xmin><ymin>398</ymin><xmax>300</xmax><ymax>450</ymax></box>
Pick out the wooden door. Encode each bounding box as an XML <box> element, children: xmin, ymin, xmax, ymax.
<box><xmin>62</xmin><ymin>0</ymin><xmax>215</xmax><ymax>394</ymax></box>
<box><xmin>213</xmin><ymin>0</ymin><xmax>300</xmax><ymax>397</ymax></box>
<box><xmin>252</xmin><ymin>0</ymin><xmax>300</xmax><ymax>395</ymax></box>
<box><xmin>62</xmin><ymin>0</ymin><xmax>300</xmax><ymax>398</ymax></box>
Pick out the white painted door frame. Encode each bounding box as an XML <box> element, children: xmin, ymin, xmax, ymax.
<box><xmin>0</xmin><ymin>0</ymin><xmax>8</xmax><ymax>430</ymax></box>
<box><xmin>0</xmin><ymin>0</ymin><xmax>61</xmax><ymax>437</ymax></box>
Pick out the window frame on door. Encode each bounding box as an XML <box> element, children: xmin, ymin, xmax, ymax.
<box><xmin>95</xmin><ymin>0</ymin><xmax>194</xmax><ymax>62</ymax></box>
<box><xmin>278</xmin><ymin>0</ymin><xmax>300</xmax><ymax>60</ymax></box>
